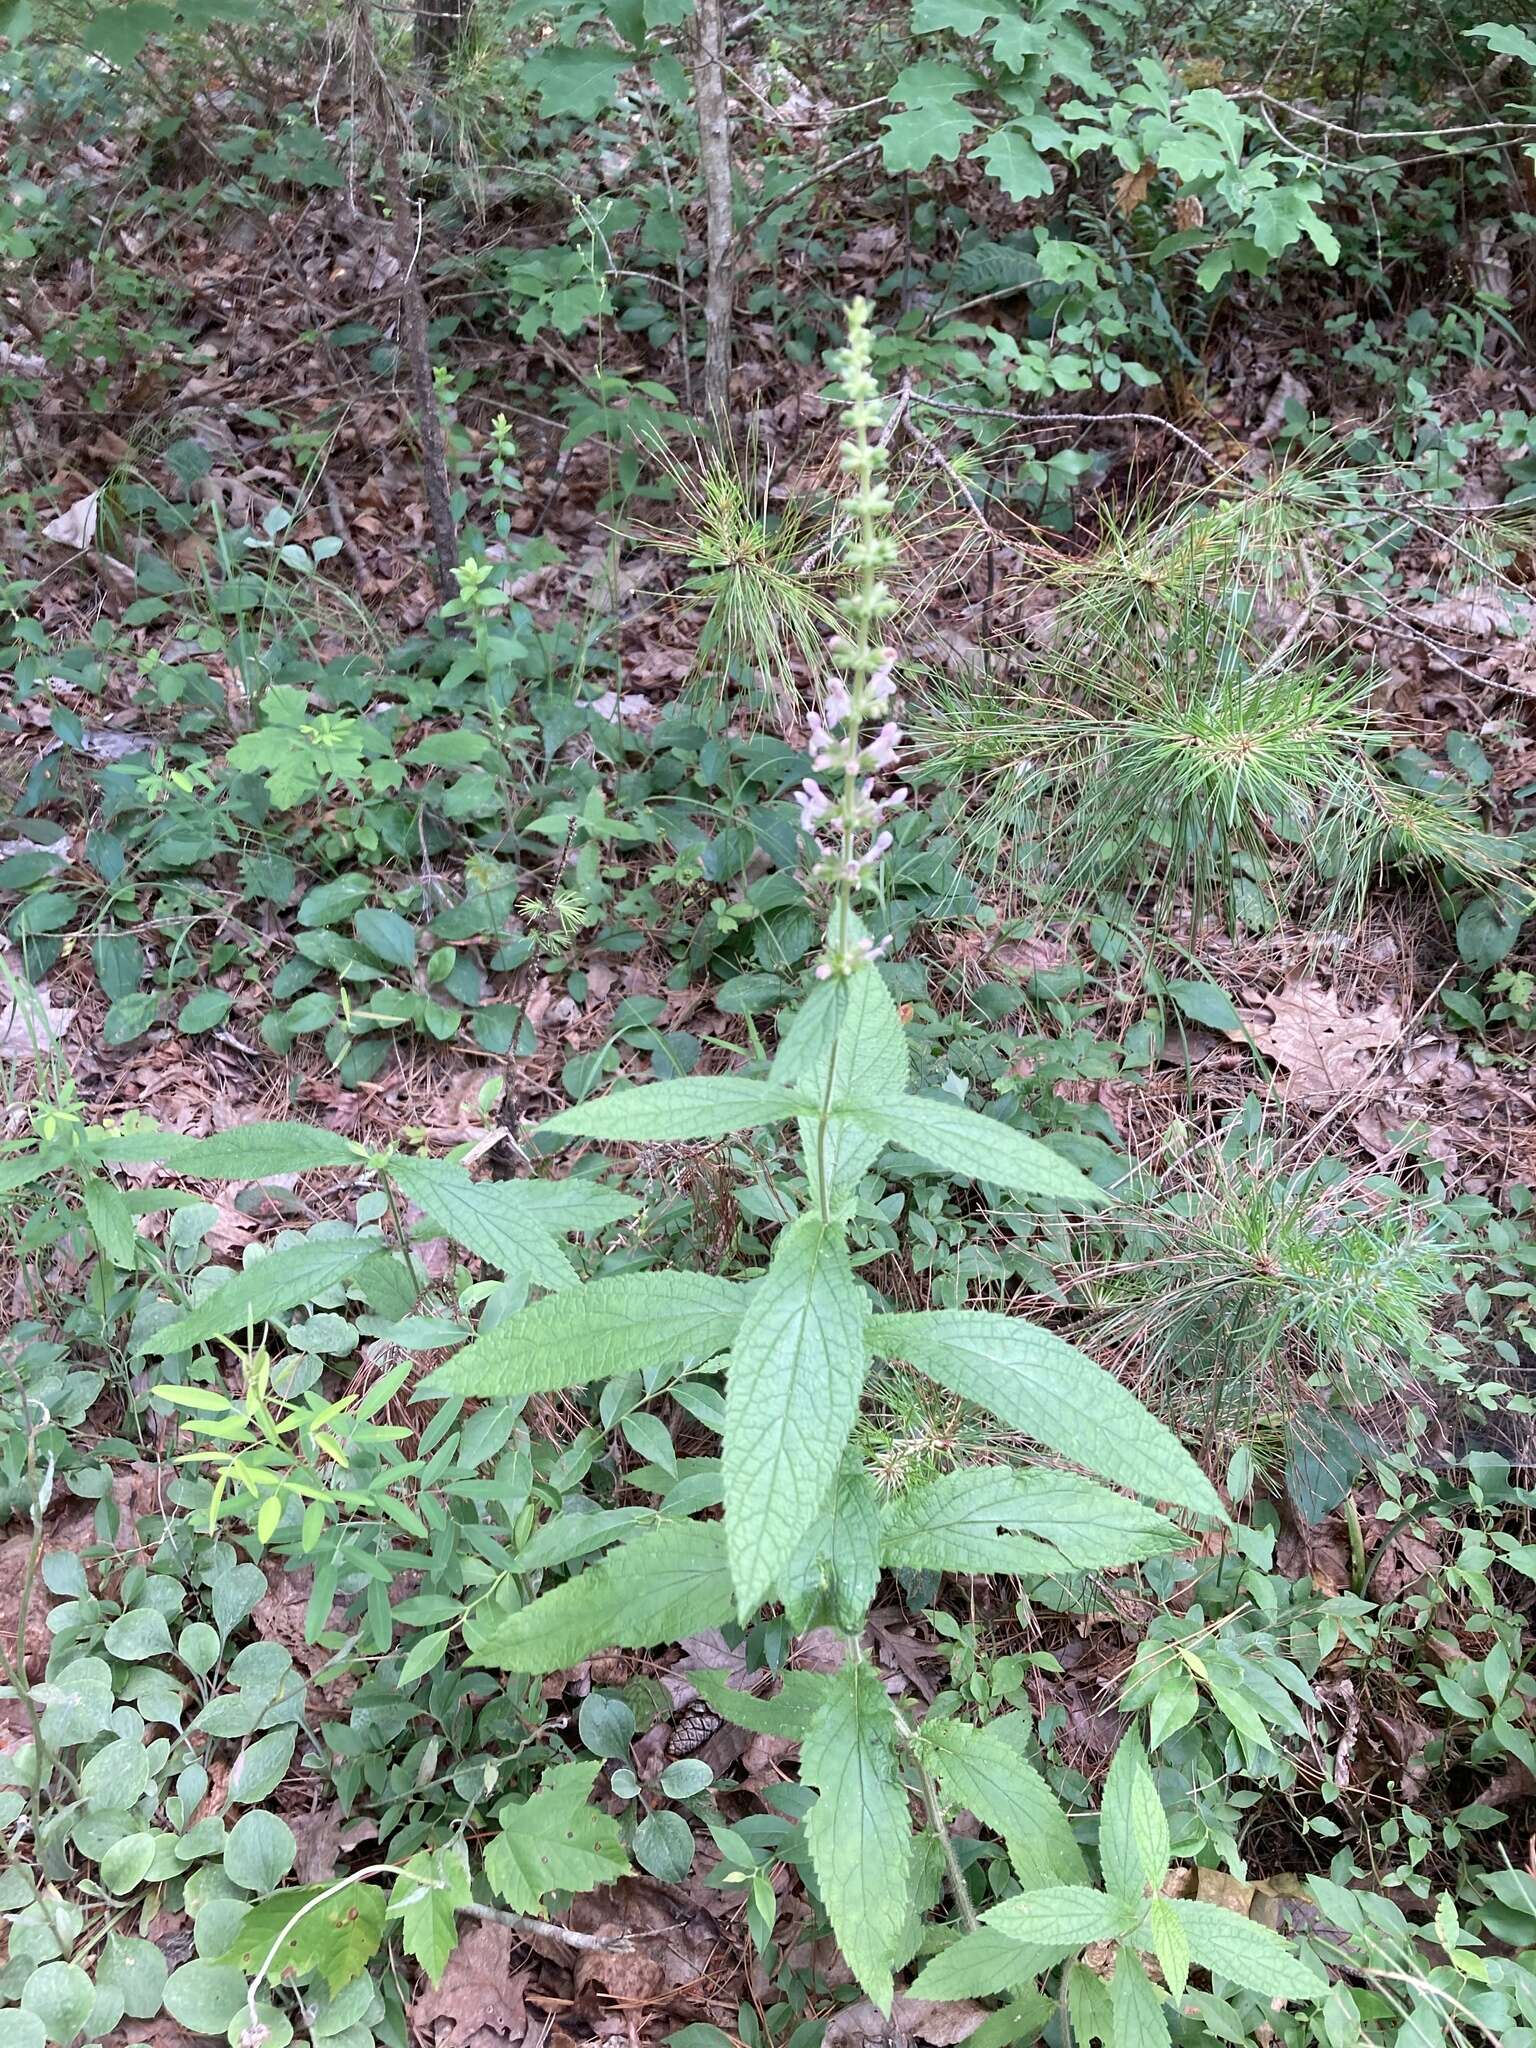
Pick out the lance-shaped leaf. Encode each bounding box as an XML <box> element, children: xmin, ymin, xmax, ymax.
<box><xmin>795</xmin><ymin>964</ymin><xmax>909</xmax><ymax>1202</ymax></box>
<box><xmin>918</xmin><ymin>1716</ymin><xmax>1086</xmax><ymax>1887</ymax></box>
<box><xmin>1100</xmin><ymin>1732</ymin><xmax>1170</xmax><ymax>1902</ymax></box>
<box><xmin>98</xmin><ymin>1120</ymin><xmax>359</xmax><ymax>1175</ymax></box>
<box><xmin>839</xmin><ymin>1096</ymin><xmax>1104</xmax><ymax>1204</ymax></box>
<box><xmin>802</xmin><ymin>1659</ymin><xmax>913</xmax><ymax>2014</ymax></box>
<box><xmin>538</xmin><ymin>1075</ymin><xmax>808</xmax><ymax>1143</ymax></box>
<box><xmin>1164</xmin><ymin>1899</ymin><xmax>1326</xmax><ymax>2003</ymax></box>
<box><xmin>1110</xmin><ymin>1948</ymin><xmax>1171</xmax><ymax>2048</ymax></box>
<box><xmin>422</xmin><ymin>1271</ymin><xmax>747</xmax><ymax>1399</ymax></box>
<box><xmin>136</xmin><ymin>1236</ymin><xmax>385</xmax><ymax>1356</ymax></box>
<box><xmin>909</xmin><ymin>1925</ymin><xmax>1055</xmax><ymax>2002</ymax></box>
<box><xmin>386</xmin><ymin>1154</ymin><xmax>577</xmax><ymax>1294</ymax></box>
<box><xmin>723</xmin><ymin>1214</ymin><xmax>869</xmax><ymax>1616</ymax></box>
<box><xmin>880</xmin><ymin>1466</ymin><xmax>1184</xmax><ymax>1577</ymax></box>
<box><xmin>485</xmin><ymin>1762</ymin><xmax>630</xmax><ymax>1914</ymax></box>
<box><xmin>981</xmin><ymin>1885</ymin><xmax>1137</xmax><ymax>1960</ymax></box>
<box><xmin>467</xmin><ymin>1520</ymin><xmax>734</xmax><ymax>1672</ymax></box>
<box><xmin>873</xmin><ymin>1311</ymin><xmax>1223</xmax><ymax>1519</ymax></box>
<box><xmin>778</xmin><ymin>1455</ymin><xmax>882</xmax><ymax>1633</ymax></box>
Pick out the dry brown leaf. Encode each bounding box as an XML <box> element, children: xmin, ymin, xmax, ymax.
<box><xmin>1112</xmin><ymin>162</ymin><xmax>1155</xmax><ymax>213</ymax></box>
<box><xmin>826</xmin><ymin>1996</ymin><xmax>990</xmax><ymax>2046</ymax></box>
<box><xmin>409</xmin><ymin>1921</ymin><xmax>530</xmax><ymax>2048</ymax></box>
<box><xmin>1240</xmin><ymin>980</ymin><xmax>1401</xmax><ymax>1103</ymax></box>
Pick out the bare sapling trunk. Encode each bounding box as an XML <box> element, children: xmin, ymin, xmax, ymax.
<box><xmin>353</xmin><ymin>0</ymin><xmax>459</xmax><ymax>607</ymax></box>
<box><xmin>415</xmin><ymin>0</ymin><xmax>473</xmax><ymax>75</ymax></box>
<box><xmin>694</xmin><ymin>0</ymin><xmax>734</xmax><ymax>430</ymax></box>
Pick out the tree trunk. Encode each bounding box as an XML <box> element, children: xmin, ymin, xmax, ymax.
<box><xmin>415</xmin><ymin>0</ymin><xmax>473</xmax><ymax>73</ymax></box>
<box><xmin>693</xmin><ymin>0</ymin><xmax>734</xmax><ymax>430</ymax></box>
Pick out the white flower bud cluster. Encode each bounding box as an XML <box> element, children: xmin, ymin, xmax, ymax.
<box><xmin>803</xmin><ymin>299</ymin><xmax>907</xmax><ymax>980</ymax></box>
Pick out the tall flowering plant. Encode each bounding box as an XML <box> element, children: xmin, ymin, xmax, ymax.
<box><xmin>428</xmin><ymin>303</ymin><xmax>1225</xmax><ymax>2018</ymax></box>
<box><xmin>795</xmin><ymin>299</ymin><xmax>908</xmax><ymax>977</ymax></box>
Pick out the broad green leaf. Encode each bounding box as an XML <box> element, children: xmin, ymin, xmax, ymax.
<box><xmin>523</xmin><ymin>43</ymin><xmax>626</xmax><ymax>117</ymax></box>
<box><xmin>1469</xmin><ymin>20</ymin><xmax>1536</xmax><ymax>65</ymax></box>
<box><xmin>796</xmin><ymin>964</ymin><xmax>909</xmax><ymax>1201</ymax></box>
<box><xmin>162</xmin><ymin>1960</ymin><xmax>249</xmax><ymax>2035</ymax></box>
<box><xmin>874</xmin><ymin>1311</ymin><xmax>1223</xmax><ymax>1519</ymax></box>
<box><xmin>228</xmin><ymin>1725</ymin><xmax>297</xmax><ymax>1805</ymax></box>
<box><xmin>21</xmin><ymin>1961</ymin><xmax>95</xmax><ymax>2044</ymax></box>
<box><xmin>386</xmin><ymin>1154</ymin><xmax>576</xmax><ymax>1293</ymax></box>
<box><xmin>881</xmin><ymin>1466</ymin><xmax>1183</xmax><ymax>1577</ymax></box>
<box><xmin>137</xmin><ymin>1237</ymin><xmax>384</xmax><ymax>1355</ymax></box>
<box><xmin>1165</xmin><ymin>979</ymin><xmax>1243</xmax><ymax>1033</ymax></box>
<box><xmin>1111</xmin><ymin>1948</ymin><xmax>1171</xmax><ymax>2048</ymax></box>
<box><xmin>723</xmin><ymin>1213</ymin><xmax>869</xmax><ymax>1616</ymax></box>
<box><xmin>390</xmin><ymin>1845</ymin><xmax>471</xmax><ymax>1984</ymax></box>
<box><xmin>982</xmin><ymin>1885</ymin><xmax>1136</xmax><ymax>1956</ymax></box>
<box><xmin>468</xmin><ymin>1520</ymin><xmax>734</xmax><ymax>1672</ymax></box>
<box><xmin>1167</xmin><ymin>1898</ymin><xmax>1326</xmax><ymax>2003</ymax></box>
<box><xmin>353</xmin><ymin>907</ymin><xmax>417</xmax><ymax>969</ymax></box>
<box><xmin>1246</xmin><ymin>179</ymin><xmax>1339</xmax><ymax>263</ymax></box>
<box><xmin>492</xmin><ymin>1178</ymin><xmax>637</xmax><ymax>1230</ymax></box>
<box><xmin>82</xmin><ymin>1172</ymin><xmax>138</xmax><ymax>1268</ymax></box>
<box><xmin>1100</xmin><ymin>1732</ymin><xmax>1170</xmax><ymax>1901</ymax></box>
<box><xmin>32</xmin><ymin>1657</ymin><xmax>113</xmax><ymax>1744</ymax></box>
<box><xmin>423</xmin><ymin>1271</ymin><xmax>746</xmax><ymax>1398</ymax></box>
<box><xmin>86</xmin><ymin>0</ymin><xmax>173</xmax><ymax>65</ymax></box>
<box><xmin>847</xmin><ymin>1095</ymin><xmax>1102</xmax><ymax>1202</ymax></box>
<box><xmin>103</xmin><ymin>1605</ymin><xmax>173</xmax><ymax>1660</ymax></box>
<box><xmin>224</xmin><ymin>1809</ymin><xmax>296</xmax><ymax>1891</ymax></box>
<box><xmin>540</xmin><ymin>1074</ymin><xmax>806</xmax><ymax>1143</ymax></box>
<box><xmin>976</xmin><ymin>122</ymin><xmax>1053</xmax><ymax>199</ymax></box>
<box><xmin>802</xmin><ymin>1660</ymin><xmax>912</xmax><ymax>2014</ymax></box>
<box><xmin>485</xmin><ymin>1761</ymin><xmax>630</xmax><ymax>1913</ymax></box>
<box><xmin>97</xmin><ymin>1120</ymin><xmax>358</xmax><ymax>1175</ymax></box>
<box><xmin>909</xmin><ymin>1925</ymin><xmax>1054</xmax><ymax>2002</ymax></box>
<box><xmin>919</xmin><ymin>1717</ymin><xmax>1086</xmax><ymax>1887</ymax></box>
<box><xmin>687</xmin><ymin>1665</ymin><xmax>836</xmax><ymax>1739</ymax></box>
<box><xmin>879</xmin><ymin>62</ymin><xmax>981</xmax><ymax>172</ymax></box>
<box><xmin>634</xmin><ymin>1809</ymin><xmax>694</xmax><ymax>1882</ymax></box>
<box><xmin>221</xmin><ymin>1883</ymin><xmax>387</xmax><ymax>1995</ymax></box>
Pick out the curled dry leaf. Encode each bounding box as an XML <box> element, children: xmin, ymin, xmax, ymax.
<box><xmin>42</xmin><ymin>488</ymin><xmax>101</xmax><ymax>549</ymax></box>
<box><xmin>824</xmin><ymin>1995</ymin><xmax>990</xmax><ymax>2046</ymax></box>
<box><xmin>409</xmin><ymin>1920</ymin><xmax>530</xmax><ymax>2048</ymax></box>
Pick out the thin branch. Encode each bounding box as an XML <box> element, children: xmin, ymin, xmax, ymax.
<box><xmin>1231</xmin><ymin>87</ymin><xmax>1536</xmax><ymax>141</ymax></box>
<box><xmin>730</xmin><ymin>141</ymin><xmax>882</xmax><ymax>258</ymax></box>
<box><xmin>911</xmin><ymin>392</ymin><xmax>1238</xmax><ymax>472</ymax></box>
<box><xmin>458</xmin><ymin>1902</ymin><xmax>643</xmax><ymax>1952</ymax></box>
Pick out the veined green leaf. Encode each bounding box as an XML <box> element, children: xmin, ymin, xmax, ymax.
<box><xmin>802</xmin><ymin>1659</ymin><xmax>912</xmax><ymax>2014</ymax></box>
<box><xmin>918</xmin><ymin>1716</ymin><xmax>1086</xmax><ymax>1887</ymax></box>
<box><xmin>779</xmin><ymin>1456</ymin><xmax>882</xmax><ymax>1633</ymax></box>
<box><xmin>97</xmin><ymin>1120</ymin><xmax>359</xmax><ymax>1175</ymax></box>
<box><xmin>1100</xmin><ymin>1732</ymin><xmax>1170</xmax><ymax>1901</ymax></box>
<box><xmin>386</xmin><ymin>1154</ymin><xmax>576</xmax><ymax>1293</ymax></box>
<box><xmin>489</xmin><ymin>1178</ymin><xmax>637</xmax><ymax>1231</ymax></box>
<box><xmin>1145</xmin><ymin>1897</ymin><xmax>1189</xmax><ymax>2002</ymax></box>
<box><xmin>842</xmin><ymin>1096</ymin><xmax>1103</xmax><ymax>1204</ymax></box>
<box><xmin>467</xmin><ymin>1520</ymin><xmax>734</xmax><ymax>1672</ymax></box>
<box><xmin>486</xmin><ymin>1761</ymin><xmax>630</xmax><ymax>1914</ymax></box>
<box><xmin>389</xmin><ymin>1846</ymin><xmax>471</xmax><ymax>1985</ymax></box>
<box><xmin>220</xmin><ymin>1882</ymin><xmax>386</xmax><ymax>1995</ymax></box>
<box><xmin>1110</xmin><ymin>1948</ymin><xmax>1172</xmax><ymax>2048</ymax></box>
<box><xmin>796</xmin><ymin>964</ymin><xmax>909</xmax><ymax>1201</ymax></box>
<box><xmin>723</xmin><ymin>1214</ymin><xmax>869</xmax><ymax>1616</ymax></box>
<box><xmin>874</xmin><ymin>1311</ymin><xmax>1223</xmax><ymax>1519</ymax></box>
<box><xmin>880</xmin><ymin>1466</ymin><xmax>1184</xmax><ymax>1577</ymax></box>
<box><xmin>539</xmin><ymin>1075</ymin><xmax>807</xmax><ymax>1143</ymax></box>
<box><xmin>423</xmin><ymin>1271</ymin><xmax>746</xmax><ymax>1399</ymax></box>
<box><xmin>982</xmin><ymin>1885</ymin><xmax>1136</xmax><ymax>1956</ymax></box>
<box><xmin>137</xmin><ymin>1237</ymin><xmax>384</xmax><ymax>1356</ymax></box>
<box><xmin>909</xmin><ymin>1925</ymin><xmax>1055</xmax><ymax>2002</ymax></box>
<box><xmin>688</xmin><ymin>1665</ymin><xmax>836</xmax><ymax>1739</ymax></box>
<box><xmin>1166</xmin><ymin>1899</ymin><xmax>1326</xmax><ymax>2003</ymax></box>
